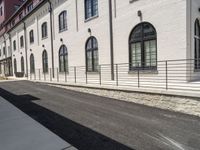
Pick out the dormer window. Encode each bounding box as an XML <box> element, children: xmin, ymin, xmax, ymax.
<box><xmin>12</xmin><ymin>20</ymin><xmax>15</xmax><ymax>26</ymax></box>
<box><xmin>19</xmin><ymin>12</ymin><xmax>23</xmax><ymax>19</ymax></box>
<box><xmin>27</xmin><ymin>2</ymin><xmax>33</xmax><ymax>12</ymax></box>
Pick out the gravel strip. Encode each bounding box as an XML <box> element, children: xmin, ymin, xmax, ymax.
<box><xmin>48</xmin><ymin>84</ymin><xmax>200</xmax><ymax>117</ymax></box>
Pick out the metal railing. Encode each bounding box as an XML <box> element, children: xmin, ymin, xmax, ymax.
<box><xmin>27</xmin><ymin>59</ymin><xmax>200</xmax><ymax>92</ymax></box>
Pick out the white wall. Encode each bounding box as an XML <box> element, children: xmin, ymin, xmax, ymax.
<box><xmin>0</xmin><ymin>0</ymin><xmax>196</xmax><ymax>82</ymax></box>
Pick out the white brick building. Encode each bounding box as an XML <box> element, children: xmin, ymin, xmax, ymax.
<box><xmin>0</xmin><ymin>0</ymin><xmax>200</xmax><ymax>84</ymax></box>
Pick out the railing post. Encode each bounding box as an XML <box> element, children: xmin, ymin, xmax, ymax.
<box><xmin>50</xmin><ymin>68</ymin><xmax>52</xmax><ymax>81</ymax></box>
<box><xmin>44</xmin><ymin>72</ymin><xmax>46</xmax><ymax>81</ymax></box>
<box><xmin>57</xmin><ymin>68</ymin><xmax>59</xmax><ymax>82</ymax></box>
<box><xmin>74</xmin><ymin>67</ymin><xmax>76</xmax><ymax>83</ymax></box>
<box><xmin>34</xmin><ymin>71</ymin><xmax>36</xmax><ymax>80</ymax></box>
<box><xmin>27</xmin><ymin>70</ymin><xmax>29</xmax><ymax>80</ymax></box>
<box><xmin>86</xmin><ymin>68</ymin><xmax>88</xmax><ymax>84</ymax></box>
<box><xmin>65</xmin><ymin>69</ymin><xmax>67</xmax><ymax>82</ymax></box>
<box><xmin>39</xmin><ymin>69</ymin><xmax>41</xmax><ymax>81</ymax></box>
<box><xmin>166</xmin><ymin>61</ymin><xmax>168</xmax><ymax>90</ymax></box>
<box><xmin>99</xmin><ymin>65</ymin><xmax>101</xmax><ymax>85</ymax></box>
<box><xmin>116</xmin><ymin>64</ymin><xmax>118</xmax><ymax>86</ymax></box>
<box><xmin>43</xmin><ymin>71</ymin><xmax>45</xmax><ymax>81</ymax></box>
<box><xmin>137</xmin><ymin>63</ymin><xmax>140</xmax><ymax>88</ymax></box>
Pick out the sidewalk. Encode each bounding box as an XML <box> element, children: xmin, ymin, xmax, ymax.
<box><xmin>0</xmin><ymin>97</ymin><xmax>77</xmax><ymax>150</ymax></box>
<box><xmin>6</xmin><ymin>76</ymin><xmax>200</xmax><ymax>98</ymax></box>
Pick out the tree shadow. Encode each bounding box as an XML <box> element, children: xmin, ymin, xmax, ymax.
<box><xmin>0</xmin><ymin>88</ymin><xmax>135</xmax><ymax>150</ymax></box>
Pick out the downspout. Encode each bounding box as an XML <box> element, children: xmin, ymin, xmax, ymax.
<box><xmin>8</xmin><ymin>33</ymin><xmax>12</xmax><ymax>76</ymax></box>
<box><xmin>48</xmin><ymin>0</ymin><xmax>55</xmax><ymax>78</ymax></box>
<box><xmin>108</xmin><ymin>0</ymin><xmax>115</xmax><ymax>80</ymax></box>
<box><xmin>3</xmin><ymin>34</ymin><xmax>7</xmax><ymax>76</ymax></box>
<box><xmin>3</xmin><ymin>34</ymin><xmax>6</xmax><ymax>58</ymax></box>
<box><xmin>190</xmin><ymin>0</ymin><xmax>192</xmax><ymax>81</ymax></box>
<box><xmin>23</xmin><ymin>21</ymin><xmax>28</xmax><ymax>77</ymax></box>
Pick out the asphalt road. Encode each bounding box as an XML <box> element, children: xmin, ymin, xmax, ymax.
<box><xmin>0</xmin><ymin>81</ymin><xmax>200</xmax><ymax>150</ymax></box>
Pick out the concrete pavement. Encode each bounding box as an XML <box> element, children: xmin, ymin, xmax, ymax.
<box><xmin>0</xmin><ymin>96</ymin><xmax>77</xmax><ymax>150</ymax></box>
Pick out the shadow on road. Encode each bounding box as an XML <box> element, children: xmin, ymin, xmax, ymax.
<box><xmin>0</xmin><ymin>88</ymin><xmax>135</xmax><ymax>150</ymax></box>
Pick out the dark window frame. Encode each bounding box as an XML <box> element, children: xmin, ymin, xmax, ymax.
<box><xmin>58</xmin><ymin>11</ymin><xmax>67</xmax><ymax>32</ymax></box>
<box><xmin>21</xmin><ymin>56</ymin><xmax>25</xmax><ymax>73</ymax></box>
<box><xmin>3</xmin><ymin>47</ymin><xmax>5</xmax><ymax>55</ymax></box>
<box><xmin>42</xmin><ymin>50</ymin><xmax>48</xmax><ymax>73</ymax></box>
<box><xmin>59</xmin><ymin>45</ymin><xmax>68</xmax><ymax>72</ymax></box>
<box><xmin>85</xmin><ymin>0</ymin><xmax>98</xmax><ymax>20</ymax></box>
<box><xmin>85</xmin><ymin>36</ymin><xmax>99</xmax><ymax>72</ymax></box>
<box><xmin>30</xmin><ymin>54</ymin><xmax>35</xmax><ymax>74</ymax></box>
<box><xmin>14</xmin><ymin>58</ymin><xmax>17</xmax><ymax>73</ymax></box>
<box><xmin>20</xmin><ymin>36</ymin><xmax>24</xmax><ymax>48</ymax></box>
<box><xmin>195</xmin><ymin>19</ymin><xmax>200</xmax><ymax>70</ymax></box>
<box><xmin>29</xmin><ymin>30</ymin><xmax>34</xmax><ymax>44</ymax></box>
<box><xmin>41</xmin><ymin>22</ymin><xmax>48</xmax><ymax>39</ymax></box>
<box><xmin>129</xmin><ymin>22</ymin><xmax>157</xmax><ymax>71</ymax></box>
<box><xmin>27</xmin><ymin>2</ymin><xmax>33</xmax><ymax>12</ymax></box>
<box><xmin>13</xmin><ymin>40</ymin><xmax>16</xmax><ymax>51</ymax></box>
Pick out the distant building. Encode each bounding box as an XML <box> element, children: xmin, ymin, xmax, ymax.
<box><xmin>0</xmin><ymin>0</ymin><xmax>23</xmax><ymax>76</ymax></box>
<box><xmin>0</xmin><ymin>0</ymin><xmax>200</xmax><ymax>82</ymax></box>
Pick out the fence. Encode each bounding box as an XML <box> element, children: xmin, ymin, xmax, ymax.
<box><xmin>28</xmin><ymin>59</ymin><xmax>200</xmax><ymax>92</ymax></box>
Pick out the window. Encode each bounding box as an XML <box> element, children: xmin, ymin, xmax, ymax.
<box><xmin>21</xmin><ymin>56</ymin><xmax>25</xmax><ymax>73</ymax></box>
<box><xmin>12</xmin><ymin>19</ymin><xmax>15</xmax><ymax>26</ymax></box>
<box><xmin>14</xmin><ymin>59</ymin><xmax>17</xmax><ymax>73</ymax></box>
<box><xmin>19</xmin><ymin>12</ymin><xmax>23</xmax><ymax>19</ymax></box>
<box><xmin>129</xmin><ymin>22</ymin><xmax>157</xmax><ymax>70</ymax></box>
<box><xmin>20</xmin><ymin>36</ymin><xmax>24</xmax><ymax>48</ymax></box>
<box><xmin>0</xmin><ymin>63</ymin><xmax>1</xmax><ymax>74</ymax></box>
<box><xmin>27</xmin><ymin>2</ymin><xmax>33</xmax><ymax>12</ymax></box>
<box><xmin>59</xmin><ymin>11</ymin><xmax>67</xmax><ymax>32</ymax></box>
<box><xmin>3</xmin><ymin>47</ymin><xmax>5</xmax><ymax>55</ymax></box>
<box><xmin>41</xmin><ymin>22</ymin><xmax>48</xmax><ymax>39</ymax></box>
<box><xmin>29</xmin><ymin>30</ymin><xmax>34</xmax><ymax>43</ymax></box>
<box><xmin>0</xmin><ymin>7</ymin><xmax>3</xmax><ymax>16</ymax></box>
<box><xmin>195</xmin><ymin>19</ymin><xmax>200</xmax><ymax>70</ymax></box>
<box><xmin>13</xmin><ymin>40</ymin><xmax>16</xmax><ymax>51</ymax></box>
<box><xmin>42</xmin><ymin>50</ymin><xmax>48</xmax><ymax>73</ymax></box>
<box><xmin>30</xmin><ymin>54</ymin><xmax>35</xmax><ymax>73</ymax></box>
<box><xmin>85</xmin><ymin>0</ymin><xmax>98</xmax><ymax>20</ymax></box>
<box><xmin>59</xmin><ymin>45</ymin><xmax>68</xmax><ymax>72</ymax></box>
<box><xmin>86</xmin><ymin>36</ymin><xmax>99</xmax><ymax>72</ymax></box>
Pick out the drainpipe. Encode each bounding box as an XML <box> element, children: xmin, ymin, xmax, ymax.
<box><xmin>2</xmin><ymin>34</ymin><xmax>7</xmax><ymax>76</ymax></box>
<box><xmin>48</xmin><ymin>0</ymin><xmax>55</xmax><ymax>78</ymax></box>
<box><xmin>108</xmin><ymin>0</ymin><xmax>115</xmax><ymax>80</ymax></box>
<box><xmin>3</xmin><ymin>34</ymin><xmax>7</xmax><ymax>58</ymax></box>
<box><xmin>8</xmin><ymin>33</ymin><xmax>12</xmax><ymax>76</ymax></box>
<box><xmin>23</xmin><ymin>21</ymin><xmax>28</xmax><ymax>77</ymax></box>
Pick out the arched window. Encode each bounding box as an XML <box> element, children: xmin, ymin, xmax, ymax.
<box><xmin>14</xmin><ymin>58</ymin><xmax>17</xmax><ymax>73</ymax></box>
<box><xmin>42</xmin><ymin>50</ymin><xmax>48</xmax><ymax>73</ymax></box>
<box><xmin>30</xmin><ymin>54</ymin><xmax>35</xmax><ymax>73</ymax></box>
<box><xmin>85</xmin><ymin>0</ymin><xmax>98</xmax><ymax>20</ymax></box>
<box><xmin>59</xmin><ymin>45</ymin><xmax>68</xmax><ymax>72</ymax></box>
<box><xmin>21</xmin><ymin>56</ymin><xmax>24</xmax><ymax>73</ymax></box>
<box><xmin>195</xmin><ymin>19</ymin><xmax>200</xmax><ymax>69</ymax></box>
<box><xmin>20</xmin><ymin>36</ymin><xmax>24</xmax><ymax>48</ymax></box>
<box><xmin>29</xmin><ymin>30</ymin><xmax>34</xmax><ymax>43</ymax></box>
<box><xmin>59</xmin><ymin>11</ymin><xmax>67</xmax><ymax>32</ymax></box>
<box><xmin>41</xmin><ymin>22</ymin><xmax>48</xmax><ymax>38</ymax></box>
<box><xmin>13</xmin><ymin>40</ymin><xmax>16</xmax><ymax>51</ymax></box>
<box><xmin>129</xmin><ymin>22</ymin><xmax>157</xmax><ymax>70</ymax></box>
<box><xmin>86</xmin><ymin>36</ymin><xmax>99</xmax><ymax>72</ymax></box>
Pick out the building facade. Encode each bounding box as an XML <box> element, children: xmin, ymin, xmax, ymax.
<box><xmin>0</xmin><ymin>0</ymin><xmax>200</xmax><ymax>82</ymax></box>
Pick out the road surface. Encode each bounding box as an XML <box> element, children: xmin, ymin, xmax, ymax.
<box><xmin>0</xmin><ymin>81</ymin><xmax>200</xmax><ymax>150</ymax></box>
